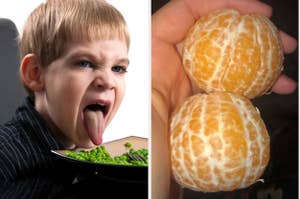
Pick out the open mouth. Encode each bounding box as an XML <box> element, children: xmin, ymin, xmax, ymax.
<box><xmin>83</xmin><ymin>102</ymin><xmax>110</xmax><ymax>145</ymax></box>
<box><xmin>85</xmin><ymin>103</ymin><xmax>108</xmax><ymax>116</ymax></box>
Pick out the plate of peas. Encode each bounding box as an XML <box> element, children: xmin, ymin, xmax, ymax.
<box><xmin>51</xmin><ymin>136</ymin><xmax>148</xmax><ymax>182</ymax></box>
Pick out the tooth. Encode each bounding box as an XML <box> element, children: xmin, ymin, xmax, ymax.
<box><xmin>96</xmin><ymin>102</ymin><xmax>105</xmax><ymax>106</ymax></box>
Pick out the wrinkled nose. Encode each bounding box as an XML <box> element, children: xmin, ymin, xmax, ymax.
<box><xmin>93</xmin><ymin>70</ymin><xmax>115</xmax><ymax>90</ymax></box>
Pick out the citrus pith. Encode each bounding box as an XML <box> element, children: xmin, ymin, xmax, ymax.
<box><xmin>183</xmin><ymin>9</ymin><xmax>283</xmax><ymax>98</ymax></box>
<box><xmin>170</xmin><ymin>92</ymin><xmax>270</xmax><ymax>192</ymax></box>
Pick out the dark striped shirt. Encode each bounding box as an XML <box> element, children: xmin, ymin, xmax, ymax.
<box><xmin>0</xmin><ymin>97</ymin><xmax>64</xmax><ymax>184</ymax></box>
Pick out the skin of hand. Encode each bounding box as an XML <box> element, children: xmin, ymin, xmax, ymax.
<box><xmin>151</xmin><ymin>0</ymin><xmax>297</xmax><ymax>198</ymax></box>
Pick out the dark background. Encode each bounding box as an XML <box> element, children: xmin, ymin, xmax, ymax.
<box><xmin>152</xmin><ymin>0</ymin><xmax>298</xmax><ymax>198</ymax></box>
<box><xmin>0</xmin><ymin>18</ymin><xmax>26</xmax><ymax>123</ymax></box>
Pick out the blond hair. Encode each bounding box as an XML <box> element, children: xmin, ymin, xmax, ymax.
<box><xmin>19</xmin><ymin>0</ymin><xmax>130</xmax><ymax>97</ymax></box>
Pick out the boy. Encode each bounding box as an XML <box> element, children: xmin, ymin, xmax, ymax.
<box><xmin>0</xmin><ymin>0</ymin><xmax>130</xmax><ymax>183</ymax></box>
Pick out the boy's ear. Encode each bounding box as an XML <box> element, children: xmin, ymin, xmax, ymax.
<box><xmin>20</xmin><ymin>54</ymin><xmax>44</xmax><ymax>92</ymax></box>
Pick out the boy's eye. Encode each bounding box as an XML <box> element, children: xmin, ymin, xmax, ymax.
<box><xmin>112</xmin><ymin>65</ymin><xmax>127</xmax><ymax>73</ymax></box>
<box><xmin>76</xmin><ymin>60</ymin><xmax>92</xmax><ymax>68</ymax></box>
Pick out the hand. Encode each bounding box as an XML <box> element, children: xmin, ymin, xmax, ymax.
<box><xmin>151</xmin><ymin>0</ymin><xmax>297</xmax><ymax>198</ymax></box>
<box><xmin>152</xmin><ymin>0</ymin><xmax>297</xmax><ymax>113</ymax></box>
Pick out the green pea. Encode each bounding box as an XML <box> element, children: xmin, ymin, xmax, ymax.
<box><xmin>124</xmin><ymin>142</ymin><xmax>132</xmax><ymax>148</ymax></box>
<box><xmin>66</xmin><ymin>145</ymin><xmax>148</xmax><ymax>166</ymax></box>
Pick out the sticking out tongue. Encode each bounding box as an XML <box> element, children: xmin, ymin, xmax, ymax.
<box><xmin>83</xmin><ymin>109</ymin><xmax>104</xmax><ymax>145</ymax></box>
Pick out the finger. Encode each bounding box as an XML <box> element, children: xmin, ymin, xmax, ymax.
<box><xmin>192</xmin><ymin>0</ymin><xmax>273</xmax><ymax>18</ymax></box>
<box><xmin>271</xmin><ymin>74</ymin><xmax>297</xmax><ymax>94</ymax></box>
<box><xmin>279</xmin><ymin>31</ymin><xmax>298</xmax><ymax>54</ymax></box>
<box><xmin>176</xmin><ymin>42</ymin><xmax>184</xmax><ymax>56</ymax></box>
<box><xmin>152</xmin><ymin>0</ymin><xmax>272</xmax><ymax>44</ymax></box>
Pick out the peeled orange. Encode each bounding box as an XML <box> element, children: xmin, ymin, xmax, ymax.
<box><xmin>170</xmin><ymin>92</ymin><xmax>270</xmax><ymax>192</ymax></box>
<box><xmin>183</xmin><ymin>9</ymin><xmax>283</xmax><ymax>99</ymax></box>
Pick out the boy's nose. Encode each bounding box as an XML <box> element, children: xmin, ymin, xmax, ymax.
<box><xmin>93</xmin><ymin>70</ymin><xmax>115</xmax><ymax>90</ymax></box>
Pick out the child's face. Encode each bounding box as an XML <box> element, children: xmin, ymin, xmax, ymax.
<box><xmin>39</xmin><ymin>39</ymin><xmax>128</xmax><ymax>148</ymax></box>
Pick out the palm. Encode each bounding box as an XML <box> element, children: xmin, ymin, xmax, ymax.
<box><xmin>152</xmin><ymin>37</ymin><xmax>192</xmax><ymax>111</ymax></box>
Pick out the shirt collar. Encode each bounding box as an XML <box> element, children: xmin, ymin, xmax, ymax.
<box><xmin>14</xmin><ymin>97</ymin><xmax>65</xmax><ymax>150</ymax></box>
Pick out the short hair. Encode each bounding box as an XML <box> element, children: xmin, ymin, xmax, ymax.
<box><xmin>19</xmin><ymin>0</ymin><xmax>130</xmax><ymax>98</ymax></box>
